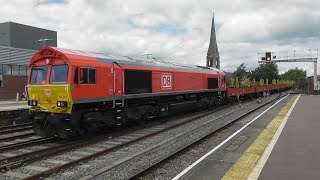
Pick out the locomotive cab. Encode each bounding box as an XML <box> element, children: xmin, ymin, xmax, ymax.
<box><xmin>26</xmin><ymin>47</ymin><xmax>75</xmax><ymax>138</ymax></box>
<box><xmin>27</xmin><ymin>59</ymin><xmax>73</xmax><ymax>114</ymax></box>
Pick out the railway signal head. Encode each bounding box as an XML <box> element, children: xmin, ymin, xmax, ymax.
<box><xmin>265</xmin><ymin>52</ymin><xmax>272</xmax><ymax>62</ymax></box>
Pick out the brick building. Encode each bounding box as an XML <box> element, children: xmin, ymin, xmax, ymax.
<box><xmin>307</xmin><ymin>75</ymin><xmax>320</xmax><ymax>95</ymax></box>
<box><xmin>0</xmin><ymin>22</ymin><xmax>57</xmax><ymax>99</ymax></box>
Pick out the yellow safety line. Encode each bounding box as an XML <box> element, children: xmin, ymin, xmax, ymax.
<box><xmin>222</xmin><ymin>95</ymin><xmax>298</xmax><ymax>180</ymax></box>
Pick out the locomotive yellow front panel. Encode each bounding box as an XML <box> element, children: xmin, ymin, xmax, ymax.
<box><xmin>26</xmin><ymin>84</ymin><xmax>73</xmax><ymax>114</ymax></box>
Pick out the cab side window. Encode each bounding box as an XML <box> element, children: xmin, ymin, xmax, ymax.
<box><xmin>80</xmin><ymin>68</ymin><xmax>96</xmax><ymax>84</ymax></box>
<box><xmin>89</xmin><ymin>69</ymin><xmax>96</xmax><ymax>84</ymax></box>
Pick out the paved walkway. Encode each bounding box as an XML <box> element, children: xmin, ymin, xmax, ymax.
<box><xmin>258</xmin><ymin>95</ymin><xmax>320</xmax><ymax>179</ymax></box>
<box><xmin>172</xmin><ymin>95</ymin><xmax>293</xmax><ymax>180</ymax></box>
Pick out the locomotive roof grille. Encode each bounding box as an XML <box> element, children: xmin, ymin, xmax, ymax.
<box><xmin>49</xmin><ymin>47</ymin><xmax>223</xmax><ymax>73</ymax></box>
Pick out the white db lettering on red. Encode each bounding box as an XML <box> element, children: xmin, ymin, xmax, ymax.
<box><xmin>161</xmin><ymin>74</ymin><xmax>172</xmax><ymax>89</ymax></box>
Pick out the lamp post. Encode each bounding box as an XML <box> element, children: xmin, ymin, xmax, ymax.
<box><xmin>37</xmin><ymin>38</ymin><xmax>52</xmax><ymax>48</ymax></box>
<box><xmin>143</xmin><ymin>53</ymin><xmax>153</xmax><ymax>59</ymax></box>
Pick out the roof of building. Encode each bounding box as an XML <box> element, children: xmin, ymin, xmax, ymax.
<box><xmin>0</xmin><ymin>22</ymin><xmax>56</xmax><ymax>32</ymax></box>
<box><xmin>0</xmin><ymin>45</ymin><xmax>37</xmax><ymax>66</ymax></box>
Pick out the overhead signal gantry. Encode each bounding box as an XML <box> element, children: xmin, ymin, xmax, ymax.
<box><xmin>258</xmin><ymin>50</ymin><xmax>318</xmax><ymax>91</ymax></box>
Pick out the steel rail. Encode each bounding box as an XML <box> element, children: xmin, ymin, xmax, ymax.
<box><xmin>0</xmin><ymin>137</ymin><xmax>54</xmax><ymax>152</ymax></box>
<box><xmin>0</xmin><ymin>133</ymin><xmax>35</xmax><ymax>142</ymax></box>
<box><xmin>0</xmin><ymin>127</ymin><xmax>145</xmax><ymax>172</ymax></box>
<box><xmin>0</xmin><ymin>126</ymin><xmax>33</xmax><ymax>135</ymax></box>
<box><xmin>0</xmin><ymin>123</ymin><xmax>32</xmax><ymax>131</ymax></box>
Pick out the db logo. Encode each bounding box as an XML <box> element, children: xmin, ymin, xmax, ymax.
<box><xmin>161</xmin><ymin>73</ymin><xmax>172</xmax><ymax>89</ymax></box>
<box><xmin>44</xmin><ymin>89</ymin><xmax>51</xmax><ymax>96</ymax></box>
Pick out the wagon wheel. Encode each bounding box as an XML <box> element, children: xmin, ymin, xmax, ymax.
<box><xmin>201</xmin><ymin>102</ymin><xmax>209</xmax><ymax>110</ymax></box>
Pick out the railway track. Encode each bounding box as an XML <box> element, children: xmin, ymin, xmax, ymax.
<box><xmin>0</xmin><ymin>137</ymin><xmax>55</xmax><ymax>152</ymax></box>
<box><xmin>0</xmin><ymin>93</ymin><xmax>284</xmax><ymax>179</ymax></box>
<box><xmin>0</xmin><ymin>123</ymin><xmax>35</xmax><ymax>144</ymax></box>
<box><xmin>0</xmin><ymin>123</ymin><xmax>32</xmax><ymax>132</ymax></box>
<box><xmin>0</xmin><ymin>112</ymin><xmax>211</xmax><ymax>179</ymax></box>
<box><xmin>0</xmin><ymin>125</ymin><xmax>156</xmax><ymax>172</ymax></box>
<box><xmin>0</xmin><ymin>123</ymin><xmax>33</xmax><ymax>135</ymax></box>
<box><xmin>0</xmin><ymin>133</ymin><xmax>35</xmax><ymax>142</ymax></box>
<box><xmin>81</xmin><ymin>96</ymin><xmax>283</xmax><ymax>180</ymax></box>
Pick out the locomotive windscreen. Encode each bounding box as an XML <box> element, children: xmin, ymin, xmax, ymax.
<box><xmin>208</xmin><ymin>78</ymin><xmax>218</xmax><ymax>89</ymax></box>
<box><xmin>124</xmin><ymin>70</ymin><xmax>152</xmax><ymax>94</ymax></box>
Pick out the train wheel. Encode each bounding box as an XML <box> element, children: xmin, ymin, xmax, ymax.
<box><xmin>33</xmin><ymin>115</ymin><xmax>49</xmax><ymax>137</ymax></box>
<box><xmin>214</xmin><ymin>97</ymin><xmax>221</xmax><ymax>106</ymax></box>
<box><xmin>44</xmin><ymin>121</ymin><xmax>58</xmax><ymax>137</ymax></box>
<box><xmin>46</xmin><ymin>115</ymin><xmax>72</xmax><ymax>139</ymax></box>
<box><xmin>201</xmin><ymin>102</ymin><xmax>209</xmax><ymax>110</ymax></box>
<box><xmin>75</xmin><ymin>126</ymin><xmax>87</xmax><ymax>137</ymax></box>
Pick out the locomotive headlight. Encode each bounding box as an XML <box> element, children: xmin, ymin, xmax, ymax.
<box><xmin>28</xmin><ymin>100</ymin><xmax>38</xmax><ymax>106</ymax></box>
<box><xmin>57</xmin><ymin>101</ymin><xmax>67</xmax><ymax>107</ymax></box>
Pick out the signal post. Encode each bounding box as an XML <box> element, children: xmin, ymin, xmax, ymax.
<box><xmin>258</xmin><ymin>51</ymin><xmax>319</xmax><ymax>94</ymax></box>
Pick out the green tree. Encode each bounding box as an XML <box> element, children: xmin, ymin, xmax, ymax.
<box><xmin>281</xmin><ymin>67</ymin><xmax>307</xmax><ymax>91</ymax></box>
<box><xmin>250</xmin><ymin>62</ymin><xmax>279</xmax><ymax>83</ymax></box>
<box><xmin>232</xmin><ymin>63</ymin><xmax>247</xmax><ymax>79</ymax></box>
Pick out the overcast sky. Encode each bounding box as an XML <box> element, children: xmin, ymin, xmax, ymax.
<box><xmin>1</xmin><ymin>0</ymin><xmax>319</xmax><ymax>76</ymax></box>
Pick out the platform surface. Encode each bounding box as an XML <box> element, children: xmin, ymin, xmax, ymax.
<box><xmin>258</xmin><ymin>95</ymin><xmax>320</xmax><ymax>179</ymax></box>
<box><xmin>176</xmin><ymin>94</ymin><xmax>320</xmax><ymax>180</ymax></box>
<box><xmin>0</xmin><ymin>101</ymin><xmax>29</xmax><ymax>111</ymax></box>
<box><xmin>174</xmin><ymin>95</ymin><xmax>293</xmax><ymax>180</ymax></box>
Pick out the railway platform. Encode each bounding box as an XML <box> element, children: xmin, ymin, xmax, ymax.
<box><xmin>0</xmin><ymin>101</ymin><xmax>29</xmax><ymax>111</ymax></box>
<box><xmin>173</xmin><ymin>94</ymin><xmax>319</xmax><ymax>180</ymax></box>
<box><xmin>0</xmin><ymin>101</ymin><xmax>29</xmax><ymax>126</ymax></box>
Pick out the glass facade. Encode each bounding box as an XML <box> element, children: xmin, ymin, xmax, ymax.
<box><xmin>3</xmin><ymin>64</ymin><xmax>12</xmax><ymax>75</ymax></box>
<box><xmin>0</xmin><ymin>64</ymin><xmax>28</xmax><ymax>76</ymax></box>
<box><xmin>12</xmin><ymin>65</ymin><xmax>19</xmax><ymax>75</ymax></box>
<box><xmin>20</xmin><ymin>66</ymin><xmax>27</xmax><ymax>76</ymax></box>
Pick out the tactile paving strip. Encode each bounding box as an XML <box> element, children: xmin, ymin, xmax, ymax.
<box><xmin>222</xmin><ymin>95</ymin><xmax>298</xmax><ymax>180</ymax></box>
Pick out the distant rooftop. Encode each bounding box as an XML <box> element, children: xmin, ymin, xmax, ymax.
<box><xmin>0</xmin><ymin>22</ymin><xmax>57</xmax><ymax>50</ymax></box>
<box><xmin>0</xmin><ymin>22</ymin><xmax>56</xmax><ymax>32</ymax></box>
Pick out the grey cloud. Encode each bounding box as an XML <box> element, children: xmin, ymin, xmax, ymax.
<box><xmin>0</xmin><ymin>0</ymin><xmax>319</xmax><ymax>76</ymax></box>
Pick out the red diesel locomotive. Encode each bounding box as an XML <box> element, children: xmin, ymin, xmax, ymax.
<box><xmin>26</xmin><ymin>47</ymin><xmax>227</xmax><ymax>138</ymax></box>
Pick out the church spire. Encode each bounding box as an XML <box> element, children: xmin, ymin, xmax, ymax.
<box><xmin>206</xmin><ymin>12</ymin><xmax>220</xmax><ymax>69</ymax></box>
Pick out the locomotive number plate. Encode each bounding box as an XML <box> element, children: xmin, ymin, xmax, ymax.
<box><xmin>161</xmin><ymin>73</ymin><xmax>172</xmax><ymax>89</ymax></box>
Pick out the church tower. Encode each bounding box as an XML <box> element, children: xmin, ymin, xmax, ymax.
<box><xmin>206</xmin><ymin>13</ymin><xmax>220</xmax><ymax>69</ymax></box>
